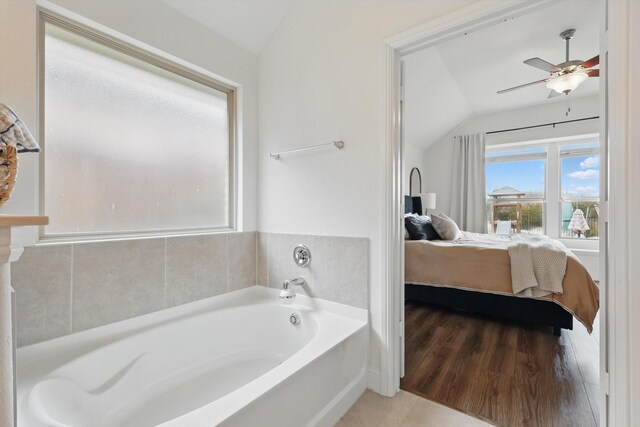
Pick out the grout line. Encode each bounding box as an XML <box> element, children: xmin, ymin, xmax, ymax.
<box><xmin>163</xmin><ymin>238</ymin><xmax>167</xmax><ymax>308</ymax></box>
<box><xmin>226</xmin><ymin>233</ymin><xmax>230</xmax><ymax>293</ymax></box>
<box><xmin>266</xmin><ymin>233</ymin><xmax>270</xmax><ymax>288</ymax></box>
<box><xmin>308</xmin><ymin>234</ymin><xmax>314</xmax><ymax>296</ymax></box>
<box><xmin>69</xmin><ymin>244</ymin><xmax>74</xmax><ymax>333</ymax></box>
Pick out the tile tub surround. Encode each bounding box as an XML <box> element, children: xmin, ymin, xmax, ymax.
<box><xmin>13</xmin><ymin>231</ymin><xmax>368</xmax><ymax>347</ymax></box>
<box><xmin>257</xmin><ymin>232</ymin><xmax>369</xmax><ymax>309</ymax></box>
<box><xmin>12</xmin><ymin>232</ymin><xmax>257</xmax><ymax>347</ymax></box>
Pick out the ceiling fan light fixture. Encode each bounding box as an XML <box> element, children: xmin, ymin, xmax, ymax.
<box><xmin>546</xmin><ymin>72</ymin><xmax>588</xmax><ymax>94</ymax></box>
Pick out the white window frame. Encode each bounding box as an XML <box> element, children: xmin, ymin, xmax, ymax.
<box><xmin>485</xmin><ymin>134</ymin><xmax>600</xmax><ymax>244</ymax></box>
<box><xmin>37</xmin><ymin>9</ymin><xmax>238</xmax><ymax>243</ymax></box>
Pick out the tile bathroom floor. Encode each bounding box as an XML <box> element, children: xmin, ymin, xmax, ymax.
<box><xmin>336</xmin><ymin>390</ymin><xmax>491</xmax><ymax>427</ymax></box>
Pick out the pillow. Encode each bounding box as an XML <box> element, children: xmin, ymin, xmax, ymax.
<box><xmin>404</xmin><ymin>216</ymin><xmax>441</xmax><ymax>241</ymax></box>
<box><xmin>404</xmin><ymin>213</ymin><xmax>417</xmax><ymax>240</ymax></box>
<box><xmin>431</xmin><ymin>213</ymin><xmax>462</xmax><ymax>241</ymax></box>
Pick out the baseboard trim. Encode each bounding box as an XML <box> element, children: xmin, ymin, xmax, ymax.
<box><xmin>366</xmin><ymin>366</ymin><xmax>382</xmax><ymax>394</ymax></box>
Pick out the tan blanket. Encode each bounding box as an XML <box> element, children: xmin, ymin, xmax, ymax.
<box><xmin>405</xmin><ymin>232</ymin><xmax>600</xmax><ymax>332</ymax></box>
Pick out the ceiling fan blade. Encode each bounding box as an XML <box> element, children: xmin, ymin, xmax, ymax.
<box><xmin>587</xmin><ymin>69</ymin><xmax>599</xmax><ymax>77</ymax></box>
<box><xmin>523</xmin><ymin>57</ymin><xmax>561</xmax><ymax>73</ymax></box>
<box><xmin>581</xmin><ymin>55</ymin><xmax>599</xmax><ymax>69</ymax></box>
<box><xmin>497</xmin><ymin>78</ymin><xmax>549</xmax><ymax>94</ymax></box>
<box><xmin>548</xmin><ymin>90</ymin><xmax>562</xmax><ymax>99</ymax></box>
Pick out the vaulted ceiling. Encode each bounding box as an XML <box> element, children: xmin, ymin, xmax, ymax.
<box><xmin>403</xmin><ymin>0</ymin><xmax>600</xmax><ymax>150</ymax></box>
<box><xmin>161</xmin><ymin>0</ymin><xmax>296</xmax><ymax>55</ymax></box>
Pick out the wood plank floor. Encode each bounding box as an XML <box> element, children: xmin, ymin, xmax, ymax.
<box><xmin>401</xmin><ymin>301</ymin><xmax>600</xmax><ymax>427</ymax></box>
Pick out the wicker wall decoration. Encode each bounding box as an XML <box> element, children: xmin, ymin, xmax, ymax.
<box><xmin>0</xmin><ymin>103</ymin><xmax>41</xmax><ymax>209</ymax></box>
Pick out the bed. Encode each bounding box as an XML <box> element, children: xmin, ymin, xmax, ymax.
<box><xmin>403</xmin><ymin>197</ymin><xmax>600</xmax><ymax>335</ymax></box>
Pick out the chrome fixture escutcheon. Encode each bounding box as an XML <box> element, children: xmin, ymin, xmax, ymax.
<box><xmin>293</xmin><ymin>244</ymin><xmax>311</xmax><ymax>267</ymax></box>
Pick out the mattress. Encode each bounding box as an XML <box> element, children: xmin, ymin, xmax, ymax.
<box><xmin>404</xmin><ymin>232</ymin><xmax>600</xmax><ymax>332</ymax></box>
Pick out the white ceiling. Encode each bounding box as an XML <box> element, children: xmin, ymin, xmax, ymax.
<box><xmin>403</xmin><ymin>48</ymin><xmax>472</xmax><ymax>155</ymax></box>
<box><xmin>403</xmin><ymin>0</ymin><xmax>600</xmax><ymax>149</ymax></box>
<box><xmin>161</xmin><ymin>0</ymin><xmax>296</xmax><ymax>55</ymax></box>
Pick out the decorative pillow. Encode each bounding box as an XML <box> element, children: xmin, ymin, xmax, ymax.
<box><xmin>431</xmin><ymin>213</ymin><xmax>462</xmax><ymax>241</ymax></box>
<box><xmin>404</xmin><ymin>213</ymin><xmax>417</xmax><ymax>240</ymax></box>
<box><xmin>404</xmin><ymin>216</ymin><xmax>441</xmax><ymax>241</ymax></box>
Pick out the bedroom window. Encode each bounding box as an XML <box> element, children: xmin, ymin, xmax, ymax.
<box><xmin>39</xmin><ymin>14</ymin><xmax>236</xmax><ymax>241</ymax></box>
<box><xmin>485</xmin><ymin>138</ymin><xmax>600</xmax><ymax>240</ymax></box>
<box><xmin>560</xmin><ymin>142</ymin><xmax>600</xmax><ymax>239</ymax></box>
<box><xmin>485</xmin><ymin>147</ymin><xmax>546</xmax><ymax>235</ymax></box>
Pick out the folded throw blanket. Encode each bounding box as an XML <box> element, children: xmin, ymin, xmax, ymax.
<box><xmin>0</xmin><ymin>103</ymin><xmax>40</xmax><ymax>153</ymax></box>
<box><xmin>507</xmin><ymin>235</ymin><xmax>567</xmax><ymax>297</ymax></box>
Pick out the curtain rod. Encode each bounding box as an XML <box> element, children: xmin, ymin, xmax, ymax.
<box><xmin>485</xmin><ymin>116</ymin><xmax>600</xmax><ymax>135</ymax></box>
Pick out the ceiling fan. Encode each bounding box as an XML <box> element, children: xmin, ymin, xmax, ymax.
<box><xmin>497</xmin><ymin>29</ymin><xmax>599</xmax><ymax>99</ymax></box>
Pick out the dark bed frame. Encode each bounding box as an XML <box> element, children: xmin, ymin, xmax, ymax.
<box><xmin>404</xmin><ymin>196</ymin><xmax>573</xmax><ymax>336</ymax></box>
<box><xmin>405</xmin><ymin>284</ymin><xmax>573</xmax><ymax>336</ymax></box>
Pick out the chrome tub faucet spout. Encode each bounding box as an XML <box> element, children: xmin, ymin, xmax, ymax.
<box><xmin>279</xmin><ymin>277</ymin><xmax>306</xmax><ymax>304</ymax></box>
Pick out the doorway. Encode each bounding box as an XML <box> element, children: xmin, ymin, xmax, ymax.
<box><xmin>384</xmin><ymin>1</ymin><xmax>610</xmax><ymax>425</ymax></box>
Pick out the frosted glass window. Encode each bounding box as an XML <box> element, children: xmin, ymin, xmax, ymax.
<box><xmin>42</xmin><ymin>22</ymin><xmax>234</xmax><ymax>237</ymax></box>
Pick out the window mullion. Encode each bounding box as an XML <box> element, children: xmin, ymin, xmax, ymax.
<box><xmin>546</xmin><ymin>144</ymin><xmax>561</xmax><ymax>238</ymax></box>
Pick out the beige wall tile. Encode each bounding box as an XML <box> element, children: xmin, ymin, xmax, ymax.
<box><xmin>14</xmin><ymin>231</ymin><xmax>367</xmax><ymax>343</ymax></box>
<box><xmin>311</xmin><ymin>236</ymin><xmax>368</xmax><ymax>308</ymax></box>
<box><xmin>228</xmin><ymin>232</ymin><xmax>257</xmax><ymax>291</ymax></box>
<box><xmin>12</xmin><ymin>246</ymin><xmax>72</xmax><ymax>347</ymax></box>
<box><xmin>166</xmin><ymin>234</ymin><xmax>228</xmax><ymax>307</ymax></box>
<box><xmin>72</xmin><ymin>239</ymin><xmax>165</xmax><ymax>331</ymax></box>
<box><xmin>268</xmin><ymin>233</ymin><xmax>313</xmax><ymax>296</ymax></box>
<box><xmin>257</xmin><ymin>232</ymin><xmax>269</xmax><ymax>287</ymax></box>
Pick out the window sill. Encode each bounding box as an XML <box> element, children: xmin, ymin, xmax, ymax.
<box><xmin>35</xmin><ymin>228</ymin><xmax>241</xmax><ymax>247</ymax></box>
<box><xmin>558</xmin><ymin>237</ymin><xmax>599</xmax><ymax>253</ymax></box>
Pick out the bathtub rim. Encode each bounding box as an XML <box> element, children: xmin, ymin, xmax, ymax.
<box><xmin>17</xmin><ymin>286</ymin><xmax>366</xmax><ymax>367</ymax></box>
<box><xmin>17</xmin><ymin>286</ymin><xmax>369</xmax><ymax>427</ymax></box>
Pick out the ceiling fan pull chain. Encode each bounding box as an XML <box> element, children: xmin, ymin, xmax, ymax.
<box><xmin>566</xmin><ymin>93</ymin><xmax>571</xmax><ymax>116</ymax></box>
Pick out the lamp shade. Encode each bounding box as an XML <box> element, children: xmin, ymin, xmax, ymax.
<box><xmin>420</xmin><ymin>192</ymin><xmax>436</xmax><ymax>210</ymax></box>
<box><xmin>546</xmin><ymin>72</ymin><xmax>588</xmax><ymax>94</ymax></box>
<box><xmin>568</xmin><ymin>208</ymin><xmax>590</xmax><ymax>234</ymax></box>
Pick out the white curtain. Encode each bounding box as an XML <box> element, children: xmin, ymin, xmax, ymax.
<box><xmin>449</xmin><ymin>133</ymin><xmax>487</xmax><ymax>233</ymax></box>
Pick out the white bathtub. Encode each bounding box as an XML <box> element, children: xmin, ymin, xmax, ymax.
<box><xmin>17</xmin><ymin>286</ymin><xmax>368</xmax><ymax>427</ymax></box>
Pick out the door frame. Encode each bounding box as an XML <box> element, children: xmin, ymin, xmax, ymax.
<box><xmin>381</xmin><ymin>0</ymin><xmax>637</xmax><ymax>425</ymax></box>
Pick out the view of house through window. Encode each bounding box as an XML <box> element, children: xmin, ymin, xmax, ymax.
<box><xmin>486</xmin><ymin>139</ymin><xmax>599</xmax><ymax>239</ymax></box>
<box><xmin>485</xmin><ymin>147</ymin><xmax>546</xmax><ymax>236</ymax></box>
<box><xmin>42</xmin><ymin>19</ymin><xmax>235</xmax><ymax>239</ymax></box>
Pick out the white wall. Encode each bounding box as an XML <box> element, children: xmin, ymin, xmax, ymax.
<box><xmin>0</xmin><ymin>0</ymin><xmax>259</xmax><ymax>235</ymax></box>
<box><xmin>403</xmin><ymin>143</ymin><xmax>426</xmax><ymax>196</ymax></box>
<box><xmin>257</xmin><ymin>0</ymin><xmax>474</xmax><ymax>390</ymax></box>
<box><xmin>423</xmin><ymin>94</ymin><xmax>600</xmax><ymax>218</ymax></box>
